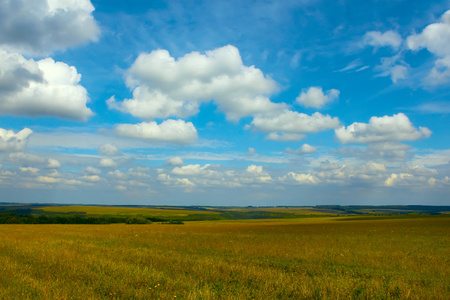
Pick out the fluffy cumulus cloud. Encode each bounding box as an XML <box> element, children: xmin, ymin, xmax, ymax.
<box><xmin>296</xmin><ymin>87</ymin><xmax>340</xmax><ymax>109</ymax></box>
<box><xmin>20</xmin><ymin>167</ymin><xmax>39</xmax><ymax>174</ymax></box>
<box><xmin>108</xmin><ymin>45</ymin><xmax>284</xmax><ymax>121</ymax></box>
<box><xmin>245</xmin><ymin>165</ymin><xmax>272</xmax><ymax>183</ymax></box>
<box><xmin>157</xmin><ymin>164</ymin><xmax>272</xmax><ymax>189</ymax></box>
<box><xmin>0</xmin><ymin>0</ymin><xmax>100</xmax><ymax>56</ymax></box>
<box><xmin>384</xmin><ymin>173</ymin><xmax>416</xmax><ymax>187</ymax></box>
<box><xmin>407</xmin><ymin>10</ymin><xmax>450</xmax><ymax>84</ymax></box>
<box><xmin>81</xmin><ymin>175</ymin><xmax>102</xmax><ymax>182</ymax></box>
<box><xmin>279</xmin><ymin>172</ymin><xmax>320</xmax><ymax>185</ymax></box>
<box><xmin>0</xmin><ymin>127</ymin><xmax>33</xmax><ymax>152</ymax></box>
<box><xmin>277</xmin><ymin>160</ymin><xmax>432</xmax><ymax>188</ymax></box>
<box><xmin>363</xmin><ymin>31</ymin><xmax>402</xmax><ymax>50</ymax></box>
<box><xmin>285</xmin><ymin>144</ymin><xmax>317</xmax><ymax>155</ymax></box>
<box><xmin>171</xmin><ymin>164</ymin><xmax>218</xmax><ymax>177</ymax></box>
<box><xmin>335</xmin><ymin>113</ymin><xmax>431</xmax><ymax>144</ymax></box>
<box><xmin>407</xmin><ymin>11</ymin><xmax>450</xmax><ymax>58</ymax></box>
<box><xmin>37</xmin><ymin>176</ymin><xmax>59</xmax><ymax>184</ymax></box>
<box><xmin>85</xmin><ymin>166</ymin><xmax>101</xmax><ymax>175</ymax></box>
<box><xmin>312</xmin><ymin>161</ymin><xmax>389</xmax><ymax>185</ymax></box>
<box><xmin>0</xmin><ymin>50</ymin><xmax>93</xmax><ymax>120</ymax></box>
<box><xmin>99</xmin><ymin>158</ymin><xmax>117</xmax><ymax>168</ymax></box>
<box><xmin>250</xmin><ymin>111</ymin><xmax>340</xmax><ymax>140</ymax></box>
<box><xmin>107</xmin><ymin>170</ymin><xmax>128</xmax><ymax>180</ymax></box>
<box><xmin>47</xmin><ymin>158</ymin><xmax>61</xmax><ymax>169</ymax></box>
<box><xmin>98</xmin><ymin>144</ymin><xmax>120</xmax><ymax>156</ymax></box>
<box><xmin>115</xmin><ymin>120</ymin><xmax>198</xmax><ymax>145</ymax></box>
<box><xmin>166</xmin><ymin>157</ymin><xmax>184</xmax><ymax>166</ymax></box>
<box><xmin>401</xmin><ymin>163</ymin><xmax>438</xmax><ymax>176</ymax></box>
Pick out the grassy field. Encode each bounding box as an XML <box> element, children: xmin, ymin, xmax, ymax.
<box><xmin>38</xmin><ymin>206</ymin><xmax>220</xmax><ymax>217</ymax></box>
<box><xmin>0</xmin><ymin>215</ymin><xmax>448</xmax><ymax>299</ymax></box>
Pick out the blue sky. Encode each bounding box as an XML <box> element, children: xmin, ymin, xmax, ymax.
<box><xmin>0</xmin><ymin>0</ymin><xmax>449</xmax><ymax>206</ymax></box>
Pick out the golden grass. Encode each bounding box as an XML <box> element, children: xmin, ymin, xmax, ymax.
<box><xmin>0</xmin><ymin>216</ymin><xmax>448</xmax><ymax>299</ymax></box>
<box><xmin>226</xmin><ymin>207</ymin><xmax>333</xmax><ymax>215</ymax></box>
<box><xmin>38</xmin><ymin>205</ymin><xmax>219</xmax><ymax>217</ymax></box>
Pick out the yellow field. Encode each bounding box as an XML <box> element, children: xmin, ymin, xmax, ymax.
<box><xmin>225</xmin><ymin>207</ymin><xmax>333</xmax><ymax>215</ymax></box>
<box><xmin>0</xmin><ymin>216</ymin><xmax>448</xmax><ymax>299</ymax></box>
<box><xmin>38</xmin><ymin>206</ymin><xmax>219</xmax><ymax>217</ymax></box>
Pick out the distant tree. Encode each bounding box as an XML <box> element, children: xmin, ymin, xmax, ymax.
<box><xmin>126</xmin><ymin>216</ymin><xmax>151</xmax><ymax>224</ymax></box>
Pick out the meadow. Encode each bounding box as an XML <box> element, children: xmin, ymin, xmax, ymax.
<box><xmin>0</xmin><ymin>215</ymin><xmax>448</xmax><ymax>299</ymax></box>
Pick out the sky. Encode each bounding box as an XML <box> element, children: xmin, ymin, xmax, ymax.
<box><xmin>0</xmin><ymin>0</ymin><xmax>449</xmax><ymax>206</ymax></box>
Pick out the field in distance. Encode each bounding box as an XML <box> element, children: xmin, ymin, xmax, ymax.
<box><xmin>0</xmin><ymin>215</ymin><xmax>448</xmax><ymax>299</ymax></box>
<box><xmin>1</xmin><ymin>203</ymin><xmax>449</xmax><ymax>223</ymax></box>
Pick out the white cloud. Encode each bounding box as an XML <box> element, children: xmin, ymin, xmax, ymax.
<box><xmin>251</xmin><ymin>111</ymin><xmax>340</xmax><ymax>139</ymax></box>
<box><xmin>98</xmin><ymin>144</ymin><xmax>120</xmax><ymax>156</ymax></box>
<box><xmin>0</xmin><ymin>0</ymin><xmax>100</xmax><ymax>56</ymax></box>
<box><xmin>159</xmin><ymin>164</ymin><xmax>274</xmax><ymax>188</ymax></box>
<box><xmin>107</xmin><ymin>170</ymin><xmax>128</xmax><ymax>179</ymax></box>
<box><xmin>20</xmin><ymin>167</ymin><xmax>39</xmax><ymax>174</ymax></box>
<box><xmin>335</xmin><ymin>113</ymin><xmax>431</xmax><ymax>144</ymax></box>
<box><xmin>9</xmin><ymin>152</ymin><xmax>45</xmax><ymax>164</ymax></box>
<box><xmin>247</xmin><ymin>148</ymin><xmax>256</xmax><ymax>155</ymax></box>
<box><xmin>361</xmin><ymin>30</ymin><xmax>408</xmax><ymax>84</ymax></box>
<box><xmin>62</xmin><ymin>179</ymin><xmax>83</xmax><ymax>186</ymax></box>
<box><xmin>401</xmin><ymin>163</ymin><xmax>438</xmax><ymax>176</ymax></box>
<box><xmin>336</xmin><ymin>59</ymin><xmax>365</xmax><ymax>73</ymax></box>
<box><xmin>0</xmin><ymin>127</ymin><xmax>32</xmax><ymax>152</ymax></box>
<box><xmin>363</xmin><ymin>30</ymin><xmax>402</xmax><ymax>50</ymax></box>
<box><xmin>166</xmin><ymin>157</ymin><xmax>184</xmax><ymax>166</ymax></box>
<box><xmin>279</xmin><ymin>172</ymin><xmax>320</xmax><ymax>185</ymax></box>
<box><xmin>244</xmin><ymin>165</ymin><xmax>272</xmax><ymax>183</ymax></box>
<box><xmin>171</xmin><ymin>164</ymin><xmax>218</xmax><ymax>177</ymax></box>
<box><xmin>427</xmin><ymin>54</ymin><xmax>450</xmax><ymax>85</ymax></box>
<box><xmin>411</xmin><ymin>150</ymin><xmax>450</xmax><ymax>166</ymax></box>
<box><xmin>47</xmin><ymin>169</ymin><xmax>60</xmax><ymax>177</ymax></box>
<box><xmin>115</xmin><ymin>185</ymin><xmax>127</xmax><ymax>191</ymax></box>
<box><xmin>0</xmin><ymin>50</ymin><xmax>93</xmax><ymax>121</ymax></box>
<box><xmin>407</xmin><ymin>10</ymin><xmax>450</xmax><ymax>57</ymax></box>
<box><xmin>99</xmin><ymin>158</ymin><xmax>117</xmax><ymax>168</ymax></box>
<box><xmin>266</xmin><ymin>132</ymin><xmax>305</xmax><ymax>141</ymax></box>
<box><xmin>384</xmin><ymin>173</ymin><xmax>415</xmax><ymax>187</ymax></box>
<box><xmin>296</xmin><ymin>87</ymin><xmax>340</xmax><ymax>109</ymax></box>
<box><xmin>85</xmin><ymin>166</ymin><xmax>101</xmax><ymax>175</ymax></box>
<box><xmin>127</xmin><ymin>167</ymin><xmax>151</xmax><ymax>179</ymax></box>
<box><xmin>375</xmin><ymin>54</ymin><xmax>409</xmax><ymax>84</ymax></box>
<box><xmin>338</xmin><ymin>142</ymin><xmax>412</xmax><ymax>162</ymax></box>
<box><xmin>285</xmin><ymin>144</ymin><xmax>317</xmax><ymax>155</ymax></box>
<box><xmin>407</xmin><ymin>10</ymin><xmax>450</xmax><ymax>84</ymax></box>
<box><xmin>47</xmin><ymin>158</ymin><xmax>61</xmax><ymax>169</ymax></box>
<box><xmin>313</xmin><ymin>161</ymin><xmax>388</xmax><ymax>185</ymax></box>
<box><xmin>37</xmin><ymin>176</ymin><xmax>59</xmax><ymax>184</ymax></box>
<box><xmin>389</xmin><ymin>64</ymin><xmax>409</xmax><ymax>83</ymax></box>
<box><xmin>361</xmin><ymin>161</ymin><xmax>387</xmax><ymax>174</ymax></box>
<box><xmin>81</xmin><ymin>175</ymin><xmax>102</xmax><ymax>182</ymax></box>
<box><xmin>245</xmin><ymin>165</ymin><xmax>265</xmax><ymax>176</ymax></box>
<box><xmin>115</xmin><ymin>119</ymin><xmax>198</xmax><ymax>145</ymax></box>
<box><xmin>158</xmin><ymin>173</ymin><xmax>195</xmax><ymax>187</ymax></box>
<box><xmin>108</xmin><ymin>45</ymin><xmax>284</xmax><ymax>121</ymax></box>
